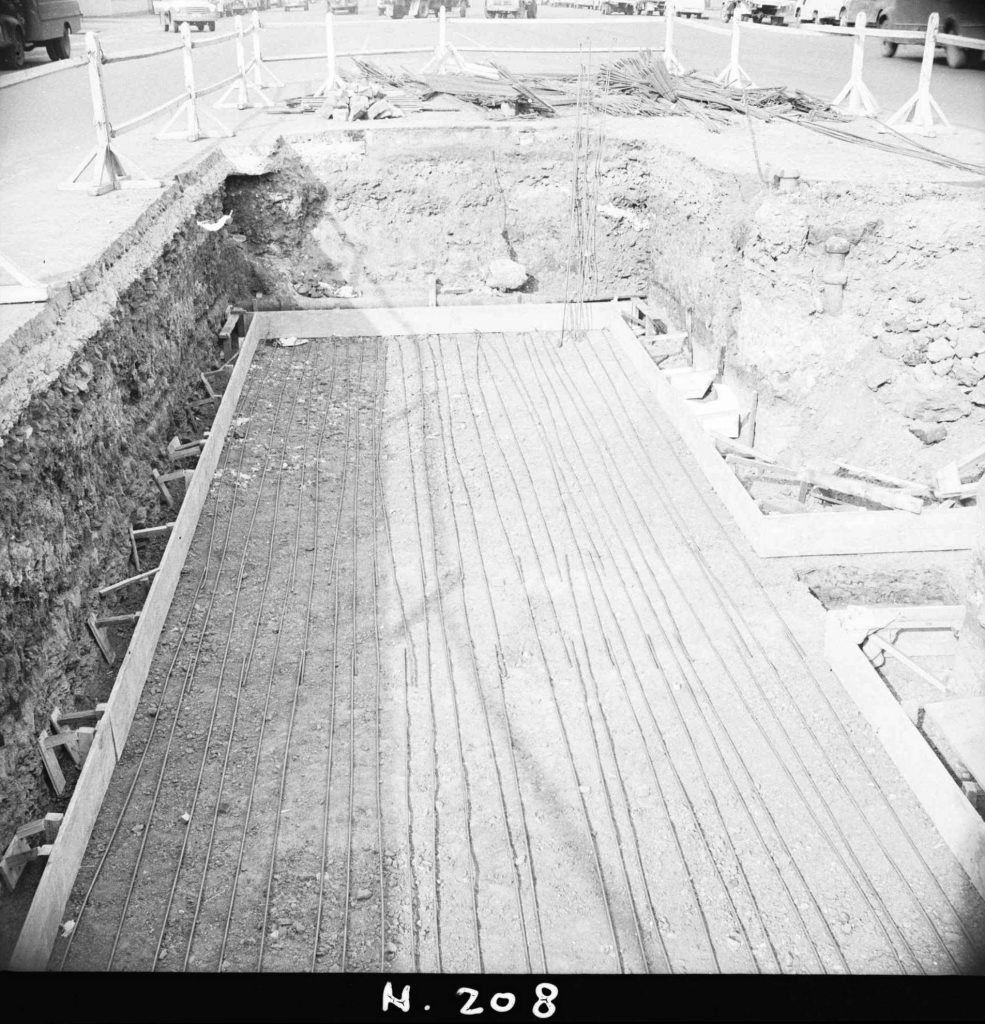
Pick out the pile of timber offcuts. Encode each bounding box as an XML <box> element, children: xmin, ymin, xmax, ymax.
<box><xmin>714</xmin><ymin>435</ymin><xmax>984</xmax><ymax>516</ymax></box>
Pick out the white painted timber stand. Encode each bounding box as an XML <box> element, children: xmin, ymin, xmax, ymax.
<box><xmin>313</xmin><ymin>11</ymin><xmax>344</xmax><ymax>97</ymax></box>
<box><xmin>833</xmin><ymin>13</ymin><xmax>879</xmax><ymax>117</ymax></box>
<box><xmin>662</xmin><ymin>0</ymin><xmax>684</xmax><ymax>76</ymax></box>
<box><xmin>887</xmin><ymin>13</ymin><xmax>952</xmax><ymax>135</ymax></box>
<box><xmin>216</xmin><ymin>16</ymin><xmax>275</xmax><ymax>110</ymax></box>
<box><xmin>157</xmin><ymin>23</ymin><xmax>232</xmax><ymax>142</ymax></box>
<box><xmin>249</xmin><ymin>11</ymin><xmax>283</xmax><ymax>91</ymax></box>
<box><xmin>715</xmin><ymin>12</ymin><xmax>754</xmax><ymax>90</ymax></box>
<box><xmin>420</xmin><ymin>7</ymin><xmax>495</xmax><ymax>78</ymax></box>
<box><xmin>60</xmin><ymin>33</ymin><xmax>162</xmax><ymax>196</ymax></box>
<box><xmin>0</xmin><ymin>252</ymin><xmax>47</xmax><ymax>305</ymax></box>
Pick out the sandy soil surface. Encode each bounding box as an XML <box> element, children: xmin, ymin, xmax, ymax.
<box><xmin>48</xmin><ymin>327</ymin><xmax>985</xmax><ymax>974</ymax></box>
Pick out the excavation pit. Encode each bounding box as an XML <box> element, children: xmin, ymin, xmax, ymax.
<box><xmin>4</xmin><ymin>305</ymin><xmax>981</xmax><ymax>974</ymax></box>
<box><xmin>3</xmin><ymin>124</ymin><xmax>985</xmax><ymax>971</ymax></box>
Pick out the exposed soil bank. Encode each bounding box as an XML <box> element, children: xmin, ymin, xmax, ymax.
<box><xmin>0</xmin><ymin>167</ymin><xmax>259</xmax><ymax>859</ymax></box>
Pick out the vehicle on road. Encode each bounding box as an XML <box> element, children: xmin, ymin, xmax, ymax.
<box><xmin>484</xmin><ymin>0</ymin><xmax>536</xmax><ymax>15</ymax></box>
<box><xmin>0</xmin><ymin>0</ymin><xmax>80</xmax><ymax>69</ymax></box>
<box><xmin>793</xmin><ymin>0</ymin><xmax>848</xmax><ymax>22</ymax></box>
<box><xmin>722</xmin><ymin>1</ymin><xmax>795</xmax><ymax>24</ymax></box>
<box><xmin>674</xmin><ymin>0</ymin><xmax>721</xmax><ymax>17</ymax></box>
<box><xmin>601</xmin><ymin>0</ymin><xmax>635</xmax><ymax>13</ymax></box>
<box><xmin>635</xmin><ymin>0</ymin><xmax>664</xmax><ymax>14</ymax></box>
<box><xmin>382</xmin><ymin>0</ymin><xmax>468</xmax><ymax>15</ymax></box>
<box><xmin>876</xmin><ymin>1</ymin><xmax>985</xmax><ymax>68</ymax></box>
<box><xmin>329</xmin><ymin>0</ymin><xmax>357</xmax><ymax>11</ymax></box>
<box><xmin>158</xmin><ymin>0</ymin><xmax>220</xmax><ymax>31</ymax></box>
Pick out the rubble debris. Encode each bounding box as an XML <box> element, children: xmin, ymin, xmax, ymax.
<box><xmin>318</xmin><ymin>79</ymin><xmax>404</xmax><ymax>122</ymax></box>
<box><xmin>909</xmin><ymin>422</ymin><xmax>948</xmax><ymax>445</ymax></box>
<box><xmin>487</xmin><ymin>258</ymin><xmax>528</xmax><ymax>292</ymax></box>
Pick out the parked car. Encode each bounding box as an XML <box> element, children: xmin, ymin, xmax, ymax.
<box><xmin>158</xmin><ymin>0</ymin><xmax>220</xmax><ymax>32</ymax></box>
<box><xmin>876</xmin><ymin>0</ymin><xmax>985</xmax><ymax>67</ymax></box>
<box><xmin>0</xmin><ymin>0</ymin><xmax>81</xmax><ymax>68</ymax></box>
<box><xmin>793</xmin><ymin>0</ymin><xmax>849</xmax><ymax>24</ymax></box>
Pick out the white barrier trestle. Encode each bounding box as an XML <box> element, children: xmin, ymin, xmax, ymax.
<box><xmin>59</xmin><ymin>33</ymin><xmax>162</xmax><ymax>196</ymax></box>
<box><xmin>832</xmin><ymin>13</ymin><xmax>879</xmax><ymax>117</ymax></box>
<box><xmin>313</xmin><ymin>11</ymin><xmax>343</xmax><ymax>98</ymax></box>
<box><xmin>250</xmin><ymin>10</ymin><xmax>284</xmax><ymax>89</ymax></box>
<box><xmin>715</xmin><ymin>9</ymin><xmax>754</xmax><ymax>89</ymax></box>
<box><xmin>156</xmin><ymin>22</ymin><xmax>232</xmax><ymax>142</ymax></box>
<box><xmin>421</xmin><ymin>6</ymin><xmax>493</xmax><ymax>77</ymax></box>
<box><xmin>215</xmin><ymin>15</ymin><xmax>272</xmax><ymax>110</ymax></box>
<box><xmin>887</xmin><ymin>12</ymin><xmax>952</xmax><ymax>135</ymax></box>
<box><xmin>663</xmin><ymin>0</ymin><xmax>684</xmax><ymax>76</ymax></box>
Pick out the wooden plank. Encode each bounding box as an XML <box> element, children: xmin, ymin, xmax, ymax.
<box><xmin>86</xmin><ymin>613</ymin><xmax>115</xmax><ymax>665</ymax></box>
<box><xmin>9</xmin><ymin>718</ymin><xmax>117</xmax><ymax>969</ymax></box>
<box><xmin>835</xmin><ymin>460</ymin><xmax>931</xmax><ymax>496</ymax></box>
<box><xmin>98</xmin><ymin>566</ymin><xmax>159</xmax><ymax>597</ymax></box>
<box><xmin>53</xmin><ymin>708</ymin><xmax>105</xmax><ymax>727</ymax></box>
<box><xmin>10</xmin><ymin>315</ymin><xmax>265</xmax><ymax>971</ymax></box>
<box><xmin>825</xmin><ymin>610</ymin><xmax>985</xmax><ymax>904</ymax></box>
<box><xmin>862</xmin><ymin>635</ymin><xmax>948</xmax><ymax>693</ymax></box>
<box><xmin>923</xmin><ymin>697</ymin><xmax>985</xmax><ymax>790</ymax></box>
<box><xmin>44</xmin><ymin>813</ymin><xmax>63</xmax><ymax>844</ymax></box>
<box><xmin>128</xmin><ymin>524</ymin><xmax>140</xmax><ymax>572</ymax></box>
<box><xmin>37</xmin><ymin>729</ymin><xmax>65</xmax><ymax>796</ymax></box>
<box><xmin>256</xmin><ymin>303</ymin><xmax>616</xmax><ymax>341</ymax></box>
<box><xmin>132</xmin><ymin>522</ymin><xmax>175</xmax><ymax>539</ymax></box>
<box><xmin>95</xmin><ymin>612</ymin><xmax>141</xmax><ymax>627</ymax></box>
<box><xmin>1</xmin><ymin>837</ymin><xmax>35</xmax><ymax>891</ymax></box>
<box><xmin>14</xmin><ymin>820</ymin><xmax>45</xmax><ymax>840</ymax></box>
<box><xmin>605</xmin><ymin>312</ymin><xmax>767</xmax><ymax>555</ymax></box>
<box><xmin>756</xmin><ymin>505</ymin><xmax>979</xmax><ymax>557</ymax></box>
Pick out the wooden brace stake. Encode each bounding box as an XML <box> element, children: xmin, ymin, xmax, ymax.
<box><xmin>86</xmin><ymin>612</ymin><xmax>116</xmax><ymax>665</ymax></box>
<box><xmin>99</xmin><ymin>566</ymin><xmax>159</xmax><ymax>598</ymax></box>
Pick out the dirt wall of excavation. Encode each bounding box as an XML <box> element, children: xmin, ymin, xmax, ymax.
<box><xmin>0</xmin><ymin>181</ymin><xmax>259</xmax><ymax>847</ymax></box>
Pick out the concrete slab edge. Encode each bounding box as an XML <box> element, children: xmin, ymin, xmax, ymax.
<box><xmin>825</xmin><ymin>606</ymin><xmax>985</xmax><ymax>905</ymax></box>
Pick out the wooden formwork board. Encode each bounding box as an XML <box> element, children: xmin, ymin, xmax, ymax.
<box><xmin>603</xmin><ymin>314</ymin><xmax>978</xmax><ymax>558</ymax></box>
<box><xmin>8</xmin><ymin>315</ymin><xmax>263</xmax><ymax>972</ymax></box>
<box><xmin>825</xmin><ymin>606</ymin><xmax>985</xmax><ymax>905</ymax></box>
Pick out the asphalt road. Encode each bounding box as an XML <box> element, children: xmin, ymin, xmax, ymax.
<box><xmin>1</xmin><ymin>6</ymin><xmax>983</xmax><ymax>190</ymax></box>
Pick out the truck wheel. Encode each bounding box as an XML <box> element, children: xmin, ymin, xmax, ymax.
<box><xmin>46</xmin><ymin>25</ymin><xmax>72</xmax><ymax>61</ymax></box>
<box><xmin>209</xmin><ymin>20</ymin><xmax>216</xmax><ymax>29</ymax></box>
<box><xmin>944</xmin><ymin>44</ymin><xmax>970</xmax><ymax>68</ymax></box>
<box><xmin>528</xmin><ymin>1</ymin><xmax>536</xmax><ymax>15</ymax></box>
<box><xmin>172</xmin><ymin>19</ymin><xmax>181</xmax><ymax>31</ymax></box>
<box><xmin>4</xmin><ymin>28</ymin><xmax>25</xmax><ymax>69</ymax></box>
<box><xmin>163</xmin><ymin>14</ymin><xmax>170</xmax><ymax>30</ymax></box>
<box><xmin>459</xmin><ymin>0</ymin><xmax>467</xmax><ymax>14</ymax></box>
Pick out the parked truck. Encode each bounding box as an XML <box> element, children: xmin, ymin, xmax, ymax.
<box><xmin>721</xmin><ymin>0</ymin><xmax>795</xmax><ymax>23</ymax></box>
<box><xmin>155</xmin><ymin>0</ymin><xmax>219</xmax><ymax>32</ymax></box>
<box><xmin>0</xmin><ymin>0</ymin><xmax>80</xmax><ymax>69</ymax></box>
<box><xmin>601</xmin><ymin>0</ymin><xmax>635</xmax><ymax>12</ymax></box>
<box><xmin>382</xmin><ymin>0</ymin><xmax>468</xmax><ymax>15</ymax></box>
<box><xmin>484</xmin><ymin>0</ymin><xmax>536</xmax><ymax>15</ymax></box>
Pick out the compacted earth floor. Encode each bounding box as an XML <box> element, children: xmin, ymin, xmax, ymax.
<box><xmin>51</xmin><ymin>328</ymin><xmax>985</xmax><ymax>973</ymax></box>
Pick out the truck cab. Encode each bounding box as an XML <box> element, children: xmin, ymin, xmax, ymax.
<box><xmin>0</xmin><ymin>0</ymin><xmax>81</xmax><ymax>69</ymax></box>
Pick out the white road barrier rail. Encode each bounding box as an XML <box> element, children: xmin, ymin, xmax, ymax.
<box><xmin>23</xmin><ymin>9</ymin><xmax>983</xmax><ymax>200</ymax></box>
